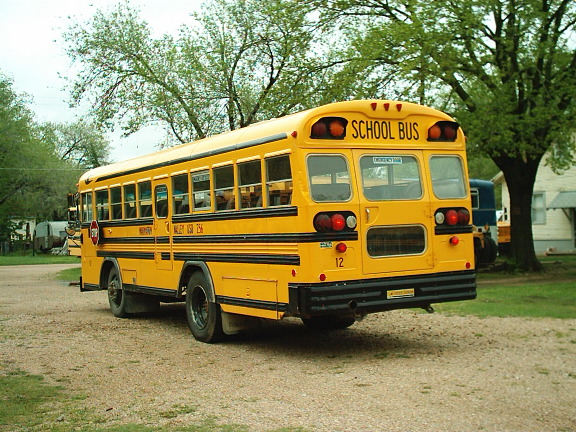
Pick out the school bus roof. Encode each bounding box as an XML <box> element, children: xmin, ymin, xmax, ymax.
<box><xmin>78</xmin><ymin>100</ymin><xmax>455</xmax><ymax>187</ymax></box>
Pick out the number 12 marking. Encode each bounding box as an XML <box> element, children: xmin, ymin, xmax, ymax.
<box><xmin>335</xmin><ymin>257</ymin><xmax>344</xmax><ymax>268</ymax></box>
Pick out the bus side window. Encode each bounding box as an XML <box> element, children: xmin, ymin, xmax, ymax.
<box><xmin>238</xmin><ymin>160</ymin><xmax>262</xmax><ymax>209</ymax></box>
<box><xmin>266</xmin><ymin>155</ymin><xmax>292</xmax><ymax>206</ymax></box>
<box><xmin>172</xmin><ymin>174</ymin><xmax>190</xmax><ymax>214</ymax></box>
<box><xmin>191</xmin><ymin>171</ymin><xmax>211</xmax><ymax>211</ymax></box>
<box><xmin>123</xmin><ymin>184</ymin><xmax>136</xmax><ymax>219</ymax></box>
<box><xmin>214</xmin><ymin>165</ymin><xmax>235</xmax><ymax>211</ymax></box>
<box><xmin>155</xmin><ymin>184</ymin><xmax>168</xmax><ymax>218</ymax></box>
<box><xmin>110</xmin><ymin>186</ymin><xmax>122</xmax><ymax>220</ymax></box>
<box><xmin>138</xmin><ymin>181</ymin><xmax>152</xmax><ymax>218</ymax></box>
<box><xmin>81</xmin><ymin>192</ymin><xmax>93</xmax><ymax>222</ymax></box>
<box><xmin>95</xmin><ymin>189</ymin><xmax>109</xmax><ymax>221</ymax></box>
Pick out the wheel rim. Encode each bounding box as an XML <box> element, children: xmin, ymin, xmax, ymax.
<box><xmin>108</xmin><ymin>275</ymin><xmax>121</xmax><ymax>306</ymax></box>
<box><xmin>191</xmin><ymin>286</ymin><xmax>208</xmax><ymax>329</ymax></box>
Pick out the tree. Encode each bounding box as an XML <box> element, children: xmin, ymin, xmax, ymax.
<box><xmin>313</xmin><ymin>0</ymin><xmax>576</xmax><ymax>271</ymax></box>
<box><xmin>0</xmin><ymin>74</ymin><xmax>80</xmax><ymax>226</ymax></box>
<box><xmin>63</xmin><ymin>0</ymin><xmax>339</xmax><ymax>145</ymax></box>
<box><xmin>38</xmin><ymin>121</ymin><xmax>111</xmax><ymax>169</ymax></box>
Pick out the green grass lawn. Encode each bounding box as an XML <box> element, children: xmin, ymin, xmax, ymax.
<box><xmin>0</xmin><ymin>251</ymin><xmax>79</xmax><ymax>266</ymax></box>
<box><xmin>437</xmin><ymin>255</ymin><xmax>576</xmax><ymax>319</ymax></box>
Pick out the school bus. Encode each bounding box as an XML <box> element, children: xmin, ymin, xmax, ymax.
<box><xmin>75</xmin><ymin>100</ymin><xmax>476</xmax><ymax>343</ymax></box>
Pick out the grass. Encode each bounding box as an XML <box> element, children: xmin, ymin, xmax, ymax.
<box><xmin>437</xmin><ymin>255</ymin><xmax>576</xmax><ymax>319</ymax></box>
<box><xmin>0</xmin><ymin>251</ymin><xmax>79</xmax><ymax>266</ymax></box>
<box><xmin>0</xmin><ymin>365</ymin><xmax>309</xmax><ymax>432</ymax></box>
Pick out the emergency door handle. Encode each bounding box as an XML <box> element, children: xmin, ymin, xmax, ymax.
<box><xmin>365</xmin><ymin>208</ymin><xmax>370</xmax><ymax>223</ymax></box>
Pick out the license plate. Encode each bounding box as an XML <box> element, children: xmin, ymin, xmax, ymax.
<box><xmin>387</xmin><ymin>288</ymin><xmax>415</xmax><ymax>299</ymax></box>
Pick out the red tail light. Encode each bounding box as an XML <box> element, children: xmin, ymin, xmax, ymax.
<box><xmin>458</xmin><ymin>209</ymin><xmax>470</xmax><ymax>225</ymax></box>
<box><xmin>331</xmin><ymin>214</ymin><xmax>345</xmax><ymax>231</ymax></box>
<box><xmin>313</xmin><ymin>211</ymin><xmax>357</xmax><ymax>233</ymax></box>
<box><xmin>445</xmin><ymin>209</ymin><xmax>458</xmax><ymax>225</ymax></box>
<box><xmin>435</xmin><ymin>208</ymin><xmax>471</xmax><ymax>227</ymax></box>
<box><xmin>313</xmin><ymin>214</ymin><xmax>331</xmax><ymax>232</ymax></box>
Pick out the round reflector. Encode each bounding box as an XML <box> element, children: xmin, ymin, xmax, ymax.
<box><xmin>311</xmin><ymin>121</ymin><xmax>327</xmax><ymax>137</ymax></box>
<box><xmin>319</xmin><ymin>273</ymin><xmax>327</xmax><ymax>282</ymax></box>
<box><xmin>336</xmin><ymin>242</ymin><xmax>347</xmax><ymax>253</ymax></box>
<box><xmin>331</xmin><ymin>214</ymin><xmax>346</xmax><ymax>231</ymax></box>
<box><xmin>329</xmin><ymin>120</ymin><xmax>345</xmax><ymax>137</ymax></box>
<box><xmin>449</xmin><ymin>236</ymin><xmax>460</xmax><ymax>246</ymax></box>
<box><xmin>428</xmin><ymin>124</ymin><xmax>442</xmax><ymax>139</ymax></box>
<box><xmin>458</xmin><ymin>209</ymin><xmax>470</xmax><ymax>225</ymax></box>
<box><xmin>313</xmin><ymin>213</ymin><xmax>331</xmax><ymax>232</ymax></box>
<box><xmin>445</xmin><ymin>209</ymin><xmax>458</xmax><ymax>225</ymax></box>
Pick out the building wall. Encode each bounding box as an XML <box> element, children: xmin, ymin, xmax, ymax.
<box><xmin>497</xmin><ymin>156</ymin><xmax>576</xmax><ymax>254</ymax></box>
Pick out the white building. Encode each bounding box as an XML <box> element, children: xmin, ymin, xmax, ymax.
<box><xmin>493</xmin><ymin>157</ymin><xmax>576</xmax><ymax>254</ymax></box>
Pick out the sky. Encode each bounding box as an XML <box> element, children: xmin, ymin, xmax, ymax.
<box><xmin>0</xmin><ymin>0</ymin><xmax>201</xmax><ymax>162</ymax></box>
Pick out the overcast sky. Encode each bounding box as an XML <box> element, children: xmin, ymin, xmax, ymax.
<box><xmin>0</xmin><ymin>0</ymin><xmax>201</xmax><ymax>162</ymax></box>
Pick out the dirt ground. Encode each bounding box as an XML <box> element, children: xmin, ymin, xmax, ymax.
<box><xmin>1</xmin><ymin>264</ymin><xmax>575</xmax><ymax>432</ymax></box>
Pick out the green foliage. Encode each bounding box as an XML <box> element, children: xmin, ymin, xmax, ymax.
<box><xmin>63</xmin><ymin>0</ymin><xmax>339</xmax><ymax>144</ymax></box>
<box><xmin>0</xmin><ymin>74</ymin><xmax>92</xmax><ymax>224</ymax></box>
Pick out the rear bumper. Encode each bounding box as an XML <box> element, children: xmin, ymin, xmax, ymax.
<box><xmin>288</xmin><ymin>270</ymin><xmax>476</xmax><ymax>317</ymax></box>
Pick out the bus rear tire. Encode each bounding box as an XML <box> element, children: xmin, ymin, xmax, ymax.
<box><xmin>185</xmin><ymin>272</ymin><xmax>224</xmax><ymax>343</ymax></box>
<box><xmin>302</xmin><ymin>315</ymin><xmax>356</xmax><ymax>331</ymax></box>
<box><xmin>107</xmin><ymin>267</ymin><xmax>128</xmax><ymax>318</ymax></box>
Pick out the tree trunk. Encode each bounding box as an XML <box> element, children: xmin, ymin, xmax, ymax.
<box><xmin>498</xmin><ymin>157</ymin><xmax>543</xmax><ymax>272</ymax></box>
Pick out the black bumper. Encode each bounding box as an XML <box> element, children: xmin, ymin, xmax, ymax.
<box><xmin>288</xmin><ymin>270</ymin><xmax>476</xmax><ymax>317</ymax></box>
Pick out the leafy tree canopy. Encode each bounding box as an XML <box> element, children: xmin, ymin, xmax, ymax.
<box><xmin>63</xmin><ymin>0</ymin><xmax>342</xmax><ymax>145</ymax></box>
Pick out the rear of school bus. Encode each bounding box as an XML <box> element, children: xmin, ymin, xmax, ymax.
<box><xmin>285</xmin><ymin>100</ymin><xmax>476</xmax><ymax>326</ymax></box>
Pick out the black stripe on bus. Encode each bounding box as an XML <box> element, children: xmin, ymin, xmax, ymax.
<box><xmin>123</xmin><ymin>284</ymin><xmax>178</xmax><ymax>297</ymax></box>
<box><xmin>216</xmin><ymin>295</ymin><xmax>288</xmax><ymax>312</ymax></box>
<box><xmin>172</xmin><ymin>206</ymin><xmax>298</xmax><ymax>223</ymax></box>
<box><xmin>98</xmin><ymin>231</ymin><xmax>357</xmax><ymax>246</ymax></box>
<box><xmin>434</xmin><ymin>225</ymin><xmax>474</xmax><ymax>235</ymax></box>
<box><xmin>172</xmin><ymin>231</ymin><xmax>358</xmax><ymax>244</ymax></box>
<box><xmin>82</xmin><ymin>206</ymin><xmax>297</xmax><ymax>230</ymax></box>
<box><xmin>95</xmin><ymin>132</ymin><xmax>288</xmax><ymax>183</ymax></box>
<box><xmin>97</xmin><ymin>251</ymin><xmax>155</xmax><ymax>260</ymax></box>
<box><xmin>173</xmin><ymin>252</ymin><xmax>299</xmax><ymax>266</ymax></box>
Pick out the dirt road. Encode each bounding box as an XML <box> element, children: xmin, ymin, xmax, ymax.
<box><xmin>1</xmin><ymin>264</ymin><xmax>575</xmax><ymax>431</ymax></box>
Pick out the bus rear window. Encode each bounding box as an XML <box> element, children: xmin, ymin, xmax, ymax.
<box><xmin>360</xmin><ymin>155</ymin><xmax>422</xmax><ymax>200</ymax></box>
<box><xmin>307</xmin><ymin>155</ymin><xmax>351</xmax><ymax>202</ymax></box>
<box><xmin>430</xmin><ymin>156</ymin><xmax>466</xmax><ymax>199</ymax></box>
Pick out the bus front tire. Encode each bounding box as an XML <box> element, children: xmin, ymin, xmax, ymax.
<box><xmin>107</xmin><ymin>267</ymin><xmax>128</xmax><ymax>318</ymax></box>
<box><xmin>185</xmin><ymin>272</ymin><xmax>224</xmax><ymax>343</ymax></box>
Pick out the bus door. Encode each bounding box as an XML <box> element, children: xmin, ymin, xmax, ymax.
<box><xmin>153</xmin><ymin>182</ymin><xmax>173</xmax><ymax>271</ymax></box>
<box><xmin>353</xmin><ymin>151</ymin><xmax>434</xmax><ymax>275</ymax></box>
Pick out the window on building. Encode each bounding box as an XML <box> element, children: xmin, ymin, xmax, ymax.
<box><xmin>532</xmin><ymin>191</ymin><xmax>546</xmax><ymax>224</ymax></box>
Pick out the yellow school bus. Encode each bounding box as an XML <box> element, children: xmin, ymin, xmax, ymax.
<box><xmin>76</xmin><ymin>100</ymin><xmax>476</xmax><ymax>342</ymax></box>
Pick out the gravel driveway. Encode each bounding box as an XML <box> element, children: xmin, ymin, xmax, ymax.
<box><xmin>1</xmin><ymin>264</ymin><xmax>575</xmax><ymax>431</ymax></box>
